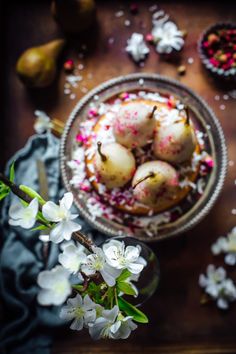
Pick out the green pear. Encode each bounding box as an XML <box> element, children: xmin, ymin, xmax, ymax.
<box><xmin>132</xmin><ymin>161</ymin><xmax>179</xmax><ymax>208</ymax></box>
<box><xmin>153</xmin><ymin>108</ymin><xmax>197</xmax><ymax>164</ymax></box>
<box><xmin>113</xmin><ymin>102</ymin><xmax>157</xmax><ymax>149</ymax></box>
<box><xmin>16</xmin><ymin>39</ymin><xmax>65</xmax><ymax>88</ymax></box>
<box><xmin>94</xmin><ymin>142</ymin><xmax>136</xmax><ymax>189</ymax></box>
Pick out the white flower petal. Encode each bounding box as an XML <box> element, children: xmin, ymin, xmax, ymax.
<box><xmin>217</xmin><ymin>298</ymin><xmax>228</xmax><ymax>310</ymax></box>
<box><xmin>225</xmin><ymin>253</ymin><xmax>236</xmax><ymax>266</ymax></box>
<box><xmin>42</xmin><ymin>201</ymin><xmax>62</xmax><ymax>222</ymax></box>
<box><xmin>68</xmin><ymin>294</ymin><xmax>83</xmax><ymax>307</ymax></box>
<box><xmin>37</xmin><ymin>289</ymin><xmax>52</xmax><ymax>306</ymax></box>
<box><xmin>9</xmin><ymin>198</ymin><xmax>38</xmax><ymax>229</ymax></box>
<box><xmin>89</xmin><ymin>318</ymin><xmax>108</xmax><ymax>340</ymax></box>
<box><xmin>60</xmin><ymin>306</ymin><xmax>76</xmax><ymax>321</ymax></box>
<box><xmin>103</xmin><ymin>305</ymin><xmax>119</xmax><ymax>322</ymax></box>
<box><xmin>37</xmin><ymin>266</ymin><xmax>71</xmax><ymax>306</ymax></box>
<box><xmin>39</xmin><ymin>235</ymin><xmax>50</xmax><ymax>242</ymax></box>
<box><xmin>60</xmin><ymin>192</ymin><xmax>73</xmax><ymax>210</ymax></box>
<box><xmin>70</xmin><ymin>317</ymin><xmax>84</xmax><ymax>331</ymax></box>
<box><xmin>100</xmin><ymin>264</ymin><xmax>121</xmax><ymax>286</ymax></box>
<box><xmin>125</xmin><ymin>246</ymin><xmax>140</xmax><ymax>262</ymax></box>
<box><xmin>127</xmin><ymin>262</ymin><xmax>144</xmax><ymax>274</ymax></box>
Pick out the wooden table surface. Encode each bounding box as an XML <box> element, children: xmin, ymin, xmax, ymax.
<box><xmin>1</xmin><ymin>1</ymin><xmax>236</xmax><ymax>353</ymax></box>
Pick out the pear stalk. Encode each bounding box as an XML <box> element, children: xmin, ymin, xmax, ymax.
<box><xmin>185</xmin><ymin>106</ymin><xmax>190</xmax><ymax>126</ymax></box>
<box><xmin>149</xmin><ymin>106</ymin><xmax>157</xmax><ymax>119</ymax></box>
<box><xmin>133</xmin><ymin>172</ymin><xmax>155</xmax><ymax>189</ymax></box>
<box><xmin>97</xmin><ymin>142</ymin><xmax>107</xmax><ymax>162</ymax></box>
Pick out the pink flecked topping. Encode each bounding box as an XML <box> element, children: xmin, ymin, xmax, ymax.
<box><xmin>76</xmin><ymin>134</ymin><xmax>89</xmax><ymax>144</ymax></box>
<box><xmin>203</xmin><ymin>156</ymin><xmax>214</xmax><ymax>169</ymax></box>
<box><xmin>88</xmin><ymin>109</ymin><xmax>98</xmax><ymax>118</ymax></box>
<box><xmin>119</xmin><ymin>92</ymin><xmax>130</xmax><ymax>100</ymax></box>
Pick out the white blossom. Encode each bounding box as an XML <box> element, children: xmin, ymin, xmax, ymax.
<box><xmin>9</xmin><ymin>198</ymin><xmax>39</xmax><ymax>229</ymax></box>
<box><xmin>103</xmin><ymin>239</ymin><xmax>147</xmax><ymax>274</ymax></box>
<box><xmin>42</xmin><ymin>192</ymin><xmax>81</xmax><ymax>243</ymax></box>
<box><xmin>89</xmin><ymin>306</ymin><xmax>137</xmax><ymax>340</ymax></box>
<box><xmin>89</xmin><ymin>305</ymin><xmax>119</xmax><ymax>339</ymax></box>
<box><xmin>81</xmin><ymin>247</ymin><xmax>121</xmax><ymax>286</ymax></box>
<box><xmin>37</xmin><ymin>265</ymin><xmax>71</xmax><ymax>306</ymax></box>
<box><xmin>152</xmin><ymin>20</ymin><xmax>184</xmax><ymax>54</ymax></box>
<box><xmin>60</xmin><ymin>294</ymin><xmax>101</xmax><ymax>330</ymax></box>
<box><xmin>34</xmin><ymin>110</ymin><xmax>52</xmax><ymax>134</ymax></box>
<box><xmin>110</xmin><ymin>316</ymin><xmax>137</xmax><ymax>339</ymax></box>
<box><xmin>211</xmin><ymin>227</ymin><xmax>236</xmax><ymax>265</ymax></box>
<box><xmin>126</xmin><ymin>33</ymin><xmax>149</xmax><ymax>62</ymax></box>
<box><xmin>199</xmin><ymin>264</ymin><xmax>236</xmax><ymax>309</ymax></box>
<box><xmin>58</xmin><ymin>243</ymin><xmax>87</xmax><ymax>274</ymax></box>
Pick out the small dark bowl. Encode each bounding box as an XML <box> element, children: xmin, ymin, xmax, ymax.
<box><xmin>198</xmin><ymin>22</ymin><xmax>236</xmax><ymax>84</ymax></box>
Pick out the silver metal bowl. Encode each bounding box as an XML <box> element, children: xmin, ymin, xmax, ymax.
<box><xmin>60</xmin><ymin>73</ymin><xmax>227</xmax><ymax>242</ymax></box>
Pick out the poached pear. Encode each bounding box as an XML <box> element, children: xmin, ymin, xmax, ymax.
<box><xmin>113</xmin><ymin>102</ymin><xmax>157</xmax><ymax>149</ymax></box>
<box><xmin>16</xmin><ymin>39</ymin><xmax>65</xmax><ymax>88</ymax></box>
<box><xmin>132</xmin><ymin>160</ymin><xmax>179</xmax><ymax>208</ymax></box>
<box><xmin>153</xmin><ymin>107</ymin><xmax>197</xmax><ymax>164</ymax></box>
<box><xmin>94</xmin><ymin>142</ymin><xmax>136</xmax><ymax>189</ymax></box>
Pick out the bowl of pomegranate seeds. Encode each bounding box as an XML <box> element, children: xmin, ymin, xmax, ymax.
<box><xmin>199</xmin><ymin>23</ymin><xmax>236</xmax><ymax>82</ymax></box>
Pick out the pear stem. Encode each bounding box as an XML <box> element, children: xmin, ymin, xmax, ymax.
<box><xmin>97</xmin><ymin>142</ymin><xmax>107</xmax><ymax>162</ymax></box>
<box><xmin>133</xmin><ymin>172</ymin><xmax>155</xmax><ymax>189</ymax></box>
<box><xmin>185</xmin><ymin>106</ymin><xmax>190</xmax><ymax>125</ymax></box>
<box><xmin>149</xmin><ymin>105</ymin><xmax>157</xmax><ymax>119</ymax></box>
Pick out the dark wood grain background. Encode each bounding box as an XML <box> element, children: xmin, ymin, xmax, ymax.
<box><xmin>1</xmin><ymin>1</ymin><xmax>236</xmax><ymax>353</ymax></box>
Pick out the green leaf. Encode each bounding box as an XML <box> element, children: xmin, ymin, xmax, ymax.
<box><xmin>117</xmin><ymin>269</ymin><xmax>132</xmax><ymax>282</ymax></box>
<box><xmin>9</xmin><ymin>161</ymin><xmax>15</xmax><ymax>182</ymax></box>
<box><xmin>31</xmin><ymin>224</ymin><xmax>49</xmax><ymax>232</ymax></box>
<box><xmin>19</xmin><ymin>185</ymin><xmax>46</xmax><ymax>206</ymax></box>
<box><xmin>117</xmin><ymin>281</ymin><xmax>136</xmax><ymax>296</ymax></box>
<box><xmin>73</xmin><ymin>284</ymin><xmax>84</xmax><ymax>292</ymax></box>
<box><xmin>118</xmin><ymin>296</ymin><xmax>149</xmax><ymax>323</ymax></box>
<box><xmin>0</xmin><ymin>182</ymin><xmax>10</xmax><ymax>201</ymax></box>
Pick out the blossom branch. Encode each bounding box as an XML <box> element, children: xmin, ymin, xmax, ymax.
<box><xmin>0</xmin><ymin>172</ymin><xmax>94</xmax><ymax>252</ymax></box>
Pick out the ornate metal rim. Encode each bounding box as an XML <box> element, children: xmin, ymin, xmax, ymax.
<box><xmin>60</xmin><ymin>73</ymin><xmax>227</xmax><ymax>242</ymax></box>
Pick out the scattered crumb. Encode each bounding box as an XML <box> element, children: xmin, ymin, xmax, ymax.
<box><xmin>177</xmin><ymin>65</ymin><xmax>186</xmax><ymax>75</ymax></box>
<box><xmin>220</xmin><ymin>104</ymin><xmax>226</xmax><ymax>110</ymax></box>
<box><xmin>187</xmin><ymin>57</ymin><xmax>194</xmax><ymax>64</ymax></box>
<box><xmin>229</xmin><ymin>160</ymin><xmax>234</xmax><ymax>167</ymax></box>
<box><xmin>115</xmin><ymin>10</ymin><xmax>124</xmax><ymax>18</ymax></box>
<box><xmin>124</xmin><ymin>19</ymin><xmax>131</xmax><ymax>27</ymax></box>
<box><xmin>214</xmin><ymin>95</ymin><xmax>220</xmax><ymax>101</ymax></box>
<box><xmin>149</xmin><ymin>4</ymin><xmax>158</xmax><ymax>12</ymax></box>
<box><xmin>232</xmin><ymin>209</ymin><xmax>236</xmax><ymax>215</ymax></box>
<box><xmin>108</xmin><ymin>37</ymin><xmax>115</xmax><ymax>45</ymax></box>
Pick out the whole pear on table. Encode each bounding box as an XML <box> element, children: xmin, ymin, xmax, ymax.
<box><xmin>16</xmin><ymin>39</ymin><xmax>65</xmax><ymax>88</ymax></box>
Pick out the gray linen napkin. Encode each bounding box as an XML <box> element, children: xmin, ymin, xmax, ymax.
<box><xmin>0</xmin><ymin>133</ymin><xmax>104</xmax><ymax>354</ymax></box>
